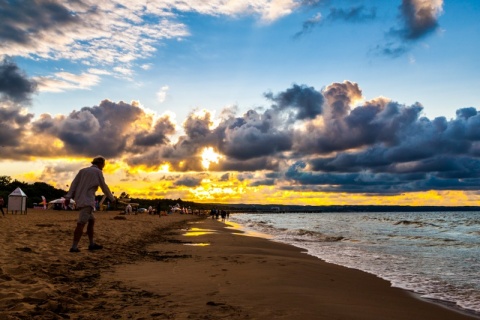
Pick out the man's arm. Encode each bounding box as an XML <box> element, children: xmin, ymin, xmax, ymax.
<box><xmin>64</xmin><ymin>173</ymin><xmax>80</xmax><ymax>200</ymax></box>
<box><xmin>98</xmin><ymin>171</ymin><xmax>115</xmax><ymax>203</ymax></box>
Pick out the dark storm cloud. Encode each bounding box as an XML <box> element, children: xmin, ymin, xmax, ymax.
<box><xmin>323</xmin><ymin>81</ymin><xmax>362</xmax><ymax>118</ymax></box>
<box><xmin>264</xmin><ymin>84</ymin><xmax>324</xmax><ymax>121</ymax></box>
<box><xmin>219</xmin><ymin>173</ymin><xmax>230</xmax><ymax>181</ymax></box>
<box><xmin>131</xmin><ymin>111</ymin><xmax>219</xmax><ymax>172</ymax></box>
<box><xmin>123</xmin><ymin>110</ymin><xmax>221</xmax><ymax>172</ymax></box>
<box><xmin>218</xmin><ymin>109</ymin><xmax>293</xmax><ymax>161</ymax></box>
<box><xmin>5</xmin><ymin>76</ymin><xmax>480</xmax><ymax>196</ymax></box>
<box><xmin>211</xmin><ymin>86</ymin><xmax>321</xmax><ymax>164</ymax></box>
<box><xmin>168</xmin><ymin>111</ymin><xmax>219</xmax><ymax>160</ymax></box>
<box><xmin>32</xmin><ymin>100</ymin><xmax>145</xmax><ymax>157</ymax></box>
<box><xmin>284</xmin><ymin>159</ymin><xmax>480</xmax><ymax>195</ymax></box>
<box><xmin>294</xmin><ymin>81</ymin><xmax>378</xmax><ymax>153</ymax></box>
<box><xmin>132</xmin><ymin>106</ymin><xmax>290</xmax><ymax>172</ymax></box>
<box><xmin>285</xmin><ymin>95</ymin><xmax>480</xmax><ymax>194</ymax></box>
<box><xmin>133</xmin><ymin>116</ymin><xmax>175</xmax><ymax>147</ymax></box>
<box><xmin>397</xmin><ymin>0</ymin><xmax>442</xmax><ymax>40</ymax></box>
<box><xmin>381</xmin><ymin>0</ymin><xmax>443</xmax><ymax>57</ymax></box>
<box><xmin>174</xmin><ymin>175</ymin><xmax>203</xmax><ymax>187</ymax></box>
<box><xmin>250</xmin><ymin>179</ymin><xmax>275</xmax><ymax>187</ymax></box>
<box><xmin>0</xmin><ymin>62</ymin><xmax>33</xmax><ymax>151</ymax></box>
<box><xmin>0</xmin><ymin>0</ymin><xmax>78</xmax><ymax>45</ymax></box>
<box><xmin>0</xmin><ymin>105</ymin><xmax>34</xmax><ymax>147</ymax></box>
<box><xmin>0</xmin><ymin>59</ymin><xmax>37</xmax><ymax>102</ymax></box>
<box><xmin>119</xmin><ymin>80</ymin><xmax>480</xmax><ymax>196</ymax></box>
<box><xmin>219</xmin><ymin>157</ymin><xmax>281</xmax><ymax>172</ymax></box>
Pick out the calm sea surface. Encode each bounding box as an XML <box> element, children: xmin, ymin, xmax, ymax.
<box><xmin>229</xmin><ymin>211</ymin><xmax>480</xmax><ymax>315</ymax></box>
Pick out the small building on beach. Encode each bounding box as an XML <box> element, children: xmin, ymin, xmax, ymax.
<box><xmin>8</xmin><ymin>187</ymin><xmax>28</xmax><ymax>214</ymax></box>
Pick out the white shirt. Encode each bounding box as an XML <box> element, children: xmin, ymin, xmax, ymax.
<box><xmin>65</xmin><ymin>165</ymin><xmax>115</xmax><ymax>209</ymax></box>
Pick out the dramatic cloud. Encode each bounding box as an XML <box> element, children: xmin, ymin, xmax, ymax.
<box><xmin>1</xmin><ymin>72</ymin><xmax>479</xmax><ymax>196</ymax></box>
<box><xmin>30</xmin><ymin>100</ymin><xmax>153</xmax><ymax>158</ymax></box>
<box><xmin>133</xmin><ymin>115</ymin><xmax>176</xmax><ymax>147</ymax></box>
<box><xmin>284</xmin><ymin>87</ymin><xmax>480</xmax><ymax>194</ymax></box>
<box><xmin>0</xmin><ymin>0</ymin><xmax>187</xmax><ymax>76</ymax></box>
<box><xmin>217</xmin><ymin>109</ymin><xmax>293</xmax><ymax>161</ymax></box>
<box><xmin>0</xmin><ymin>58</ymin><xmax>37</xmax><ymax>102</ymax></box>
<box><xmin>0</xmin><ymin>0</ymin><xmax>298</xmax><ymax>78</ymax></box>
<box><xmin>296</xmin><ymin>0</ymin><xmax>443</xmax><ymax>57</ymax></box>
<box><xmin>380</xmin><ymin>0</ymin><xmax>444</xmax><ymax>56</ymax></box>
<box><xmin>174</xmin><ymin>175</ymin><xmax>203</xmax><ymax>187</ymax></box>
<box><xmin>0</xmin><ymin>103</ymin><xmax>34</xmax><ymax>149</ymax></box>
<box><xmin>265</xmin><ymin>84</ymin><xmax>324</xmax><ymax>121</ymax></box>
<box><xmin>397</xmin><ymin>0</ymin><xmax>443</xmax><ymax>40</ymax></box>
<box><xmin>0</xmin><ymin>0</ymin><xmax>79</xmax><ymax>45</ymax></box>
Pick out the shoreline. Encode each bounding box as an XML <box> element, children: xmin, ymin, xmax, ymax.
<box><xmin>1</xmin><ymin>210</ymin><xmax>478</xmax><ymax>319</ymax></box>
<box><xmin>228</xmin><ymin>218</ymin><xmax>480</xmax><ymax>318</ymax></box>
<box><xmin>110</xmin><ymin>217</ymin><xmax>479</xmax><ymax>319</ymax></box>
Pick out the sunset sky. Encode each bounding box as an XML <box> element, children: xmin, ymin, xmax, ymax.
<box><xmin>1</xmin><ymin>0</ymin><xmax>480</xmax><ymax>206</ymax></box>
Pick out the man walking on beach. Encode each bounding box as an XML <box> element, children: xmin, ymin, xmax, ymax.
<box><xmin>65</xmin><ymin>156</ymin><xmax>116</xmax><ymax>253</ymax></box>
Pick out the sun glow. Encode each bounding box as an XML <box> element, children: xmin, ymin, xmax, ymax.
<box><xmin>201</xmin><ymin>147</ymin><xmax>223</xmax><ymax>170</ymax></box>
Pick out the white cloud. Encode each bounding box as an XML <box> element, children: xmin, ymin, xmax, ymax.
<box><xmin>0</xmin><ymin>0</ymin><xmax>298</xmax><ymax>72</ymax></box>
<box><xmin>34</xmin><ymin>72</ymin><xmax>101</xmax><ymax>92</ymax></box>
<box><xmin>157</xmin><ymin>85</ymin><xmax>170</xmax><ymax>103</ymax></box>
<box><xmin>88</xmin><ymin>68</ymin><xmax>112</xmax><ymax>75</ymax></box>
<box><xmin>146</xmin><ymin>0</ymin><xmax>298</xmax><ymax>22</ymax></box>
<box><xmin>0</xmin><ymin>1</ymin><xmax>190</xmax><ymax>73</ymax></box>
<box><xmin>113</xmin><ymin>66</ymin><xmax>134</xmax><ymax>78</ymax></box>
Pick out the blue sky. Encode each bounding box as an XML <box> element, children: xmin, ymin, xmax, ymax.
<box><xmin>1</xmin><ymin>0</ymin><xmax>480</xmax><ymax>205</ymax></box>
<box><xmin>18</xmin><ymin>0</ymin><xmax>479</xmax><ymax>121</ymax></box>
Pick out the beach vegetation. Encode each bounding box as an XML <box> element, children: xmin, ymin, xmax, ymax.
<box><xmin>0</xmin><ymin>175</ymin><xmax>66</xmax><ymax>208</ymax></box>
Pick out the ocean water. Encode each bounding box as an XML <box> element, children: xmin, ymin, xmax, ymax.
<box><xmin>229</xmin><ymin>211</ymin><xmax>480</xmax><ymax>315</ymax></box>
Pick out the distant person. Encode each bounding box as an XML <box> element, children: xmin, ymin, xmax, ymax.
<box><xmin>0</xmin><ymin>196</ymin><xmax>5</xmax><ymax>216</ymax></box>
<box><xmin>156</xmin><ymin>202</ymin><xmax>162</xmax><ymax>217</ymax></box>
<box><xmin>125</xmin><ymin>203</ymin><xmax>132</xmax><ymax>215</ymax></box>
<box><xmin>41</xmin><ymin>196</ymin><xmax>47</xmax><ymax>210</ymax></box>
<box><xmin>148</xmin><ymin>205</ymin><xmax>153</xmax><ymax>215</ymax></box>
<box><xmin>64</xmin><ymin>156</ymin><xmax>116</xmax><ymax>253</ymax></box>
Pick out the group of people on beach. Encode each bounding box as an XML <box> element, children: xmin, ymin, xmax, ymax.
<box><xmin>210</xmin><ymin>208</ymin><xmax>229</xmax><ymax>222</ymax></box>
<box><xmin>62</xmin><ymin>155</ymin><xmax>233</xmax><ymax>253</ymax></box>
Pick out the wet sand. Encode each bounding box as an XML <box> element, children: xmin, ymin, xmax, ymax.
<box><xmin>0</xmin><ymin>210</ymin><xmax>478</xmax><ymax>319</ymax></box>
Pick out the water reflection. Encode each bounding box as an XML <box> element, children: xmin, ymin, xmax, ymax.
<box><xmin>184</xmin><ymin>243</ymin><xmax>210</xmax><ymax>246</ymax></box>
<box><xmin>183</xmin><ymin>227</ymin><xmax>215</xmax><ymax>237</ymax></box>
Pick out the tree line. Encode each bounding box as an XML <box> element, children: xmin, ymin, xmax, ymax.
<box><xmin>0</xmin><ymin>175</ymin><xmax>202</xmax><ymax>211</ymax></box>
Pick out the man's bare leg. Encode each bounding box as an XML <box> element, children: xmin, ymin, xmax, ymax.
<box><xmin>70</xmin><ymin>223</ymin><xmax>86</xmax><ymax>252</ymax></box>
<box><xmin>87</xmin><ymin>219</ymin><xmax>95</xmax><ymax>245</ymax></box>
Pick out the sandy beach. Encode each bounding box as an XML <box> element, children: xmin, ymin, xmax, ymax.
<box><xmin>0</xmin><ymin>210</ymin><xmax>478</xmax><ymax>319</ymax></box>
